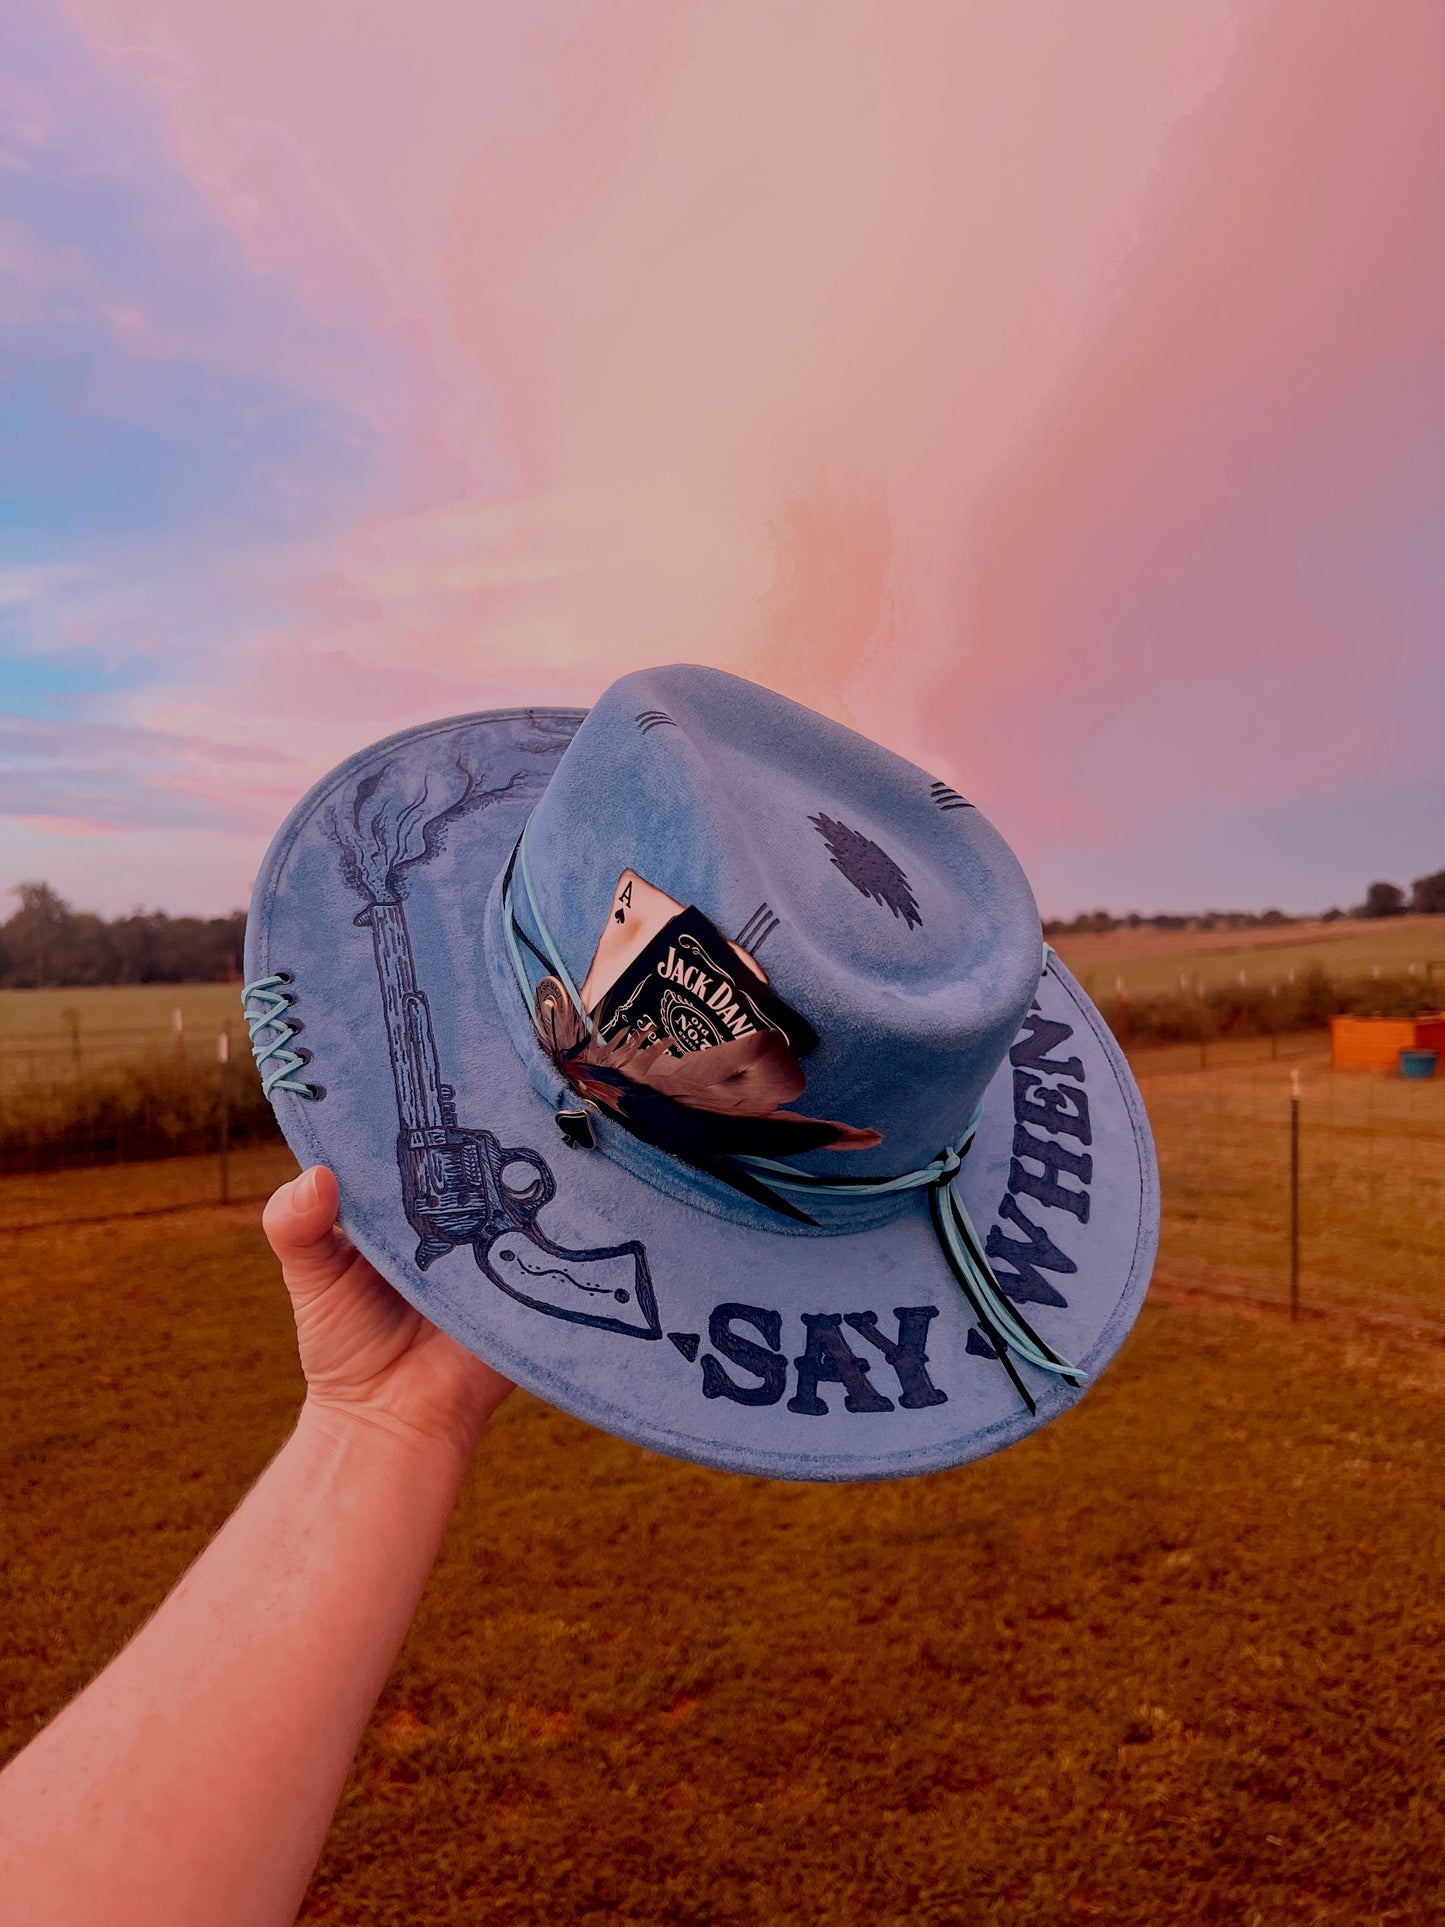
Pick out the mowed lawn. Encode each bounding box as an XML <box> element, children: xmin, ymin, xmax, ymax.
<box><xmin>0</xmin><ymin>982</ymin><xmax>244</xmax><ymax>1083</ymax></box>
<box><xmin>5</xmin><ymin>1172</ymin><xmax>1445</xmax><ymax>1922</ymax></box>
<box><xmin>1052</xmin><ymin>913</ymin><xmax>1445</xmax><ymax>999</ymax></box>
<box><xmin>6</xmin><ymin>911</ymin><xmax>1445</xmax><ymax>1065</ymax></box>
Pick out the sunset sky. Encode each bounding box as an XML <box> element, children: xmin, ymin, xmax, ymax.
<box><xmin>4</xmin><ymin>1</ymin><xmax>1443</xmax><ymax>919</ymax></box>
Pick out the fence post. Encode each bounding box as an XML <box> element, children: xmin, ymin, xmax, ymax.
<box><xmin>218</xmin><ymin>1027</ymin><xmax>231</xmax><ymax>1205</ymax></box>
<box><xmin>1289</xmin><ymin>1069</ymin><xmax>1300</xmax><ymax>1322</ymax></box>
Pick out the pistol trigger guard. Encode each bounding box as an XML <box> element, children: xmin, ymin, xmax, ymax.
<box><xmin>492</xmin><ymin>1141</ymin><xmax>556</xmax><ymax>1215</ymax></box>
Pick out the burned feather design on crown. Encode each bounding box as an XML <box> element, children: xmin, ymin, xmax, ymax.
<box><xmin>809</xmin><ymin>814</ymin><xmax>922</xmax><ymax>929</ymax></box>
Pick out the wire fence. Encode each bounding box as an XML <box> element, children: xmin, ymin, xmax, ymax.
<box><xmin>0</xmin><ymin>1008</ymin><xmax>287</xmax><ymax>1229</ymax></box>
<box><xmin>2</xmin><ymin>1025</ymin><xmax>1442</xmax><ymax>1340</ymax></box>
<box><xmin>1134</xmin><ymin>1039</ymin><xmax>1445</xmax><ymax>1334</ymax></box>
<box><xmin>0</xmin><ymin>1014</ymin><xmax>277</xmax><ymax>1183</ymax></box>
<box><xmin>0</xmin><ymin>1145</ymin><xmax>301</xmax><ymax>1234</ymax></box>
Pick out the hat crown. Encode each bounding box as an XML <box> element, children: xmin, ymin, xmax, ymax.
<box><xmin>519</xmin><ymin>665</ymin><xmax>1041</xmax><ymax>1177</ymax></box>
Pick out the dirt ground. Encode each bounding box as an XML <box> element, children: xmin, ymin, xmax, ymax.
<box><xmin>4</xmin><ymin>1060</ymin><xmax>1445</xmax><ymax>1924</ymax></box>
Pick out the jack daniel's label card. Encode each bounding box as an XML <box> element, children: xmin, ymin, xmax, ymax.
<box><xmin>579</xmin><ymin>869</ymin><xmax>768</xmax><ymax>1014</ymax></box>
<box><xmin>593</xmin><ymin>906</ymin><xmax>818</xmax><ymax>1059</ymax></box>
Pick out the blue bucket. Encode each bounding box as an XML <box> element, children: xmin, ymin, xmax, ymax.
<box><xmin>1400</xmin><ymin>1048</ymin><xmax>1438</xmax><ymax>1080</ymax></box>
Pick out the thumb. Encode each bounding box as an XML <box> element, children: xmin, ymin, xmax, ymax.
<box><xmin>262</xmin><ymin>1166</ymin><xmax>357</xmax><ymax>1302</ymax></box>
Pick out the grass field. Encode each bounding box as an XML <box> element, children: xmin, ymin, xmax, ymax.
<box><xmin>0</xmin><ymin>982</ymin><xmax>245</xmax><ymax>1038</ymax></box>
<box><xmin>9</xmin><ymin>930</ymin><xmax>1444</xmax><ymax>1086</ymax></box>
<box><xmin>0</xmin><ymin>982</ymin><xmax>245</xmax><ymax>1084</ymax></box>
<box><xmin>0</xmin><ymin>983</ymin><xmax>270</xmax><ymax>1176</ymax></box>
<box><xmin>7</xmin><ymin>917</ymin><xmax>1445</xmax><ymax>1102</ymax></box>
<box><xmin>1053</xmin><ymin>914</ymin><xmax>1445</xmax><ymax>999</ymax></box>
<box><xmin>1134</xmin><ymin>1040</ymin><xmax>1445</xmax><ymax>1327</ymax></box>
<box><xmin>4</xmin><ymin>1053</ymin><xmax>1445</xmax><ymax>1923</ymax></box>
<box><xmin>0</xmin><ymin>1142</ymin><xmax>299</xmax><ymax>1229</ymax></box>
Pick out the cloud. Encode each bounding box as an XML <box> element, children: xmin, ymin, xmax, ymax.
<box><xmin>0</xmin><ymin>0</ymin><xmax>437</xmax><ymax>596</ymax></box>
<box><xmin>0</xmin><ymin>0</ymin><xmax>454</xmax><ymax>879</ymax></box>
<box><xmin>66</xmin><ymin>0</ymin><xmax>1244</xmax><ymax>733</ymax></box>
<box><xmin>925</xmin><ymin>0</ymin><xmax>1445</xmax><ymax>911</ymax></box>
<box><xmin>0</xmin><ymin>712</ymin><xmax>288</xmax><ymax>764</ymax></box>
<box><xmin>9</xmin><ymin>0</ymin><xmax>1442</xmax><ymax>917</ymax></box>
<box><xmin>0</xmin><ymin>710</ymin><xmax>291</xmax><ymax>832</ymax></box>
<box><xmin>0</xmin><ymin>564</ymin><xmax>83</xmax><ymax>606</ymax></box>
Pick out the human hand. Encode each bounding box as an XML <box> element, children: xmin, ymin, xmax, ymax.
<box><xmin>263</xmin><ymin>1166</ymin><xmax>512</xmax><ymax>1461</ymax></box>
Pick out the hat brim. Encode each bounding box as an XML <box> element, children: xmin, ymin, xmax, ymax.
<box><xmin>247</xmin><ymin>707</ymin><xmax>1158</xmax><ymax>1482</ymax></box>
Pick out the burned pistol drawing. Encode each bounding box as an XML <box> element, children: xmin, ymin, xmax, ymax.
<box><xmin>331</xmin><ymin>733</ymin><xmax>660</xmax><ymax>1342</ymax></box>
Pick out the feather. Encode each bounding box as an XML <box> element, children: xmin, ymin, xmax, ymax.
<box><xmin>631</xmin><ymin>1027</ymin><xmax>805</xmax><ymax>1112</ymax></box>
<box><xmin>530</xmin><ymin>974</ymin><xmax>882</xmax><ymax>1180</ymax></box>
<box><xmin>533</xmin><ymin>977</ymin><xmax>589</xmax><ymax>1057</ymax></box>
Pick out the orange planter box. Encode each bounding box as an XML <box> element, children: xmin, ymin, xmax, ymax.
<box><xmin>1331</xmin><ymin>1014</ymin><xmax>1445</xmax><ymax>1070</ymax></box>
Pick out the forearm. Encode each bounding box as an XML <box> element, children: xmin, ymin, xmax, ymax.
<box><xmin>0</xmin><ymin>1403</ymin><xmax>472</xmax><ymax>1927</ymax></box>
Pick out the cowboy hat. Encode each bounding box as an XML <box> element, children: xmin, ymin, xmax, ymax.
<box><xmin>244</xmin><ymin>665</ymin><xmax>1157</xmax><ymax>1480</ymax></box>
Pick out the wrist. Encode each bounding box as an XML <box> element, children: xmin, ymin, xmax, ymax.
<box><xmin>294</xmin><ymin>1394</ymin><xmax>483</xmax><ymax>1488</ymax></box>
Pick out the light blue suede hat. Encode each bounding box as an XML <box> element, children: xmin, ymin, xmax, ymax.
<box><xmin>244</xmin><ymin>665</ymin><xmax>1157</xmax><ymax>1481</ymax></box>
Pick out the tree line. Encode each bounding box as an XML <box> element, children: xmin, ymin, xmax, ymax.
<box><xmin>1044</xmin><ymin>869</ymin><xmax>1445</xmax><ymax>938</ymax></box>
<box><xmin>1</xmin><ymin>882</ymin><xmax>246</xmax><ymax>988</ymax></box>
<box><xmin>1359</xmin><ymin>874</ymin><xmax>1445</xmax><ymax>919</ymax></box>
<box><xmin>5</xmin><ymin>866</ymin><xmax>1444</xmax><ymax>986</ymax></box>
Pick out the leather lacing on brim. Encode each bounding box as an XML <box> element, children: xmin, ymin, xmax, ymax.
<box><xmin>242</xmin><ymin>974</ymin><xmax>322</xmax><ymax>1100</ymax></box>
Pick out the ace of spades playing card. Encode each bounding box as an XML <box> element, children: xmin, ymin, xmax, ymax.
<box><xmin>578</xmin><ymin>871</ymin><xmax>764</xmax><ymax>1012</ymax></box>
<box><xmin>577</xmin><ymin>872</ymin><xmax>817</xmax><ymax>1062</ymax></box>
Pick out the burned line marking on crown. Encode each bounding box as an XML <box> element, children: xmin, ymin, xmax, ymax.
<box><xmin>929</xmin><ymin>781</ymin><xmax>973</xmax><ymax>812</ymax></box>
<box><xmin>636</xmin><ymin>709</ymin><xmax>676</xmax><ymax>735</ymax></box>
<box><xmin>735</xmin><ymin>903</ymin><xmax>780</xmax><ymax>955</ymax></box>
<box><xmin>809</xmin><ymin>814</ymin><xmax>922</xmax><ymax>929</ymax></box>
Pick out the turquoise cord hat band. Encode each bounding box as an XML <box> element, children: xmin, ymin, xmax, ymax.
<box><xmin>500</xmin><ymin>821</ymin><xmax>1082</xmax><ymax>1414</ymax></box>
<box><xmin>736</xmin><ymin>1122</ymin><xmax>1083</xmax><ymax>1411</ymax></box>
<box><xmin>509</xmin><ymin>822</ymin><xmax>589</xmax><ymax>1022</ymax></box>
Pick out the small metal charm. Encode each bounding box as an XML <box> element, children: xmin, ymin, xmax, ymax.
<box><xmin>555</xmin><ymin>1107</ymin><xmax>596</xmax><ymax>1150</ymax></box>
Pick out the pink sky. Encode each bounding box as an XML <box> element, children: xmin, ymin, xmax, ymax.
<box><xmin>6</xmin><ymin>1</ymin><xmax>1444</xmax><ymax>916</ymax></box>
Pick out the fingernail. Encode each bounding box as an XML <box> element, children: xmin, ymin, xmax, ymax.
<box><xmin>295</xmin><ymin>1167</ymin><xmax>321</xmax><ymax>1209</ymax></box>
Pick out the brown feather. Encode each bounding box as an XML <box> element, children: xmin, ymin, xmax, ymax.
<box><xmin>624</xmin><ymin>1028</ymin><xmax>804</xmax><ymax>1112</ymax></box>
<box><xmin>532</xmin><ymin>975</ymin><xmax>880</xmax><ymax>1149</ymax></box>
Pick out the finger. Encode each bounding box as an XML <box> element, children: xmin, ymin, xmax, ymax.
<box><xmin>262</xmin><ymin>1167</ymin><xmax>358</xmax><ymax>1299</ymax></box>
